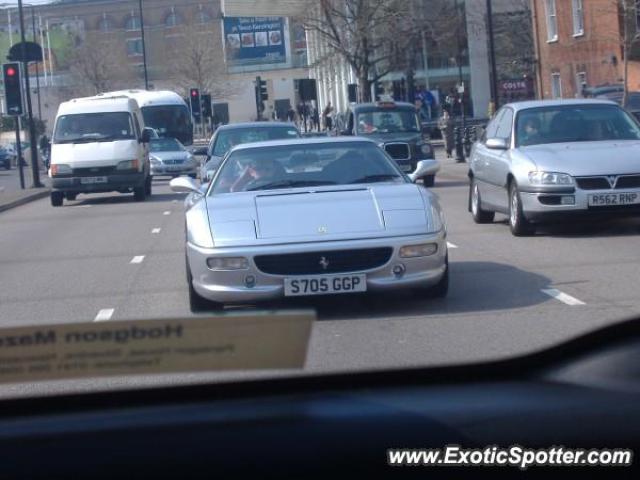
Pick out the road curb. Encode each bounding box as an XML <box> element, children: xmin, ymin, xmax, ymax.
<box><xmin>0</xmin><ymin>189</ymin><xmax>50</xmax><ymax>214</ymax></box>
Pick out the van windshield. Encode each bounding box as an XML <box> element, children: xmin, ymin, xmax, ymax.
<box><xmin>53</xmin><ymin>112</ymin><xmax>136</xmax><ymax>144</ymax></box>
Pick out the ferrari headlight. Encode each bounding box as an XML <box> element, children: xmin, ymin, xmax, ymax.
<box><xmin>399</xmin><ymin>243</ymin><xmax>438</xmax><ymax>258</ymax></box>
<box><xmin>206</xmin><ymin>257</ymin><xmax>249</xmax><ymax>271</ymax></box>
<box><xmin>528</xmin><ymin>171</ymin><xmax>573</xmax><ymax>186</ymax></box>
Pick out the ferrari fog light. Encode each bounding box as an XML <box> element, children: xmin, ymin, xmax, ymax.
<box><xmin>206</xmin><ymin>257</ymin><xmax>249</xmax><ymax>271</ymax></box>
<box><xmin>244</xmin><ymin>275</ymin><xmax>256</xmax><ymax>288</ymax></box>
<box><xmin>392</xmin><ymin>264</ymin><xmax>406</xmax><ymax>277</ymax></box>
<box><xmin>399</xmin><ymin>243</ymin><xmax>438</xmax><ymax>258</ymax></box>
<box><xmin>561</xmin><ymin>196</ymin><xmax>575</xmax><ymax>205</ymax></box>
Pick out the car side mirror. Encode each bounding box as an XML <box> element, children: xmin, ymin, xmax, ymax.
<box><xmin>170</xmin><ymin>176</ymin><xmax>200</xmax><ymax>194</ymax></box>
<box><xmin>141</xmin><ymin>128</ymin><xmax>153</xmax><ymax>143</ymax></box>
<box><xmin>408</xmin><ymin>160</ymin><xmax>435</xmax><ymax>183</ymax></box>
<box><xmin>485</xmin><ymin>137</ymin><xmax>508</xmax><ymax>150</ymax></box>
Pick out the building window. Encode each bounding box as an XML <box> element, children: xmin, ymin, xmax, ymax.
<box><xmin>551</xmin><ymin>73</ymin><xmax>562</xmax><ymax>98</ymax></box>
<box><xmin>572</xmin><ymin>0</ymin><xmax>584</xmax><ymax>36</ymax></box>
<box><xmin>545</xmin><ymin>0</ymin><xmax>558</xmax><ymax>41</ymax></box>
<box><xmin>125</xmin><ymin>15</ymin><xmax>141</xmax><ymax>31</ymax></box>
<box><xmin>126</xmin><ymin>38</ymin><xmax>143</xmax><ymax>56</ymax></box>
<box><xmin>576</xmin><ymin>71</ymin><xmax>587</xmax><ymax>96</ymax></box>
<box><xmin>196</xmin><ymin>9</ymin><xmax>211</xmax><ymax>24</ymax></box>
<box><xmin>165</xmin><ymin>12</ymin><xmax>183</xmax><ymax>27</ymax></box>
<box><xmin>98</xmin><ymin>15</ymin><xmax>113</xmax><ymax>32</ymax></box>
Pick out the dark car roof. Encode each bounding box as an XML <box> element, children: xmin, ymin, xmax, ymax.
<box><xmin>352</xmin><ymin>102</ymin><xmax>416</xmax><ymax>112</ymax></box>
<box><xmin>215</xmin><ymin>122</ymin><xmax>298</xmax><ymax>131</ymax></box>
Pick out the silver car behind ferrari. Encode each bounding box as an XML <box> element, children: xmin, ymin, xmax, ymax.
<box><xmin>171</xmin><ymin>137</ymin><xmax>448</xmax><ymax>311</ymax></box>
<box><xmin>469</xmin><ymin>99</ymin><xmax>640</xmax><ymax>235</ymax></box>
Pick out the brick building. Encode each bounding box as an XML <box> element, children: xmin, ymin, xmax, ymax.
<box><xmin>532</xmin><ymin>0</ymin><xmax>640</xmax><ymax>99</ymax></box>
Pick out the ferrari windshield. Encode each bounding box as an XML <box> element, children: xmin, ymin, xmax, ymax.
<box><xmin>211</xmin><ymin>142</ymin><xmax>404</xmax><ymax>194</ymax></box>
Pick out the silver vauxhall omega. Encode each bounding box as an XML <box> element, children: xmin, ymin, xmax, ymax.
<box><xmin>469</xmin><ymin>99</ymin><xmax>640</xmax><ymax>235</ymax></box>
<box><xmin>171</xmin><ymin>137</ymin><xmax>448</xmax><ymax>311</ymax></box>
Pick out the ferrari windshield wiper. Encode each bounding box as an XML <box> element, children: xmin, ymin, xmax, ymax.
<box><xmin>350</xmin><ymin>174</ymin><xmax>402</xmax><ymax>184</ymax></box>
<box><xmin>247</xmin><ymin>180</ymin><xmax>336</xmax><ymax>191</ymax></box>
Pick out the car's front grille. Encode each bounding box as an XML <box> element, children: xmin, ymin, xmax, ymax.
<box><xmin>384</xmin><ymin>143</ymin><xmax>410</xmax><ymax>160</ymax></box>
<box><xmin>615</xmin><ymin>175</ymin><xmax>640</xmax><ymax>189</ymax></box>
<box><xmin>71</xmin><ymin>166</ymin><xmax>116</xmax><ymax>176</ymax></box>
<box><xmin>576</xmin><ymin>175</ymin><xmax>640</xmax><ymax>190</ymax></box>
<box><xmin>163</xmin><ymin>159</ymin><xmax>185</xmax><ymax>165</ymax></box>
<box><xmin>254</xmin><ymin>248</ymin><xmax>393</xmax><ymax>275</ymax></box>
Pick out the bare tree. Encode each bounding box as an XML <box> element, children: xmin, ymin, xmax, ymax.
<box><xmin>69</xmin><ymin>35</ymin><xmax>132</xmax><ymax>95</ymax></box>
<box><xmin>303</xmin><ymin>0</ymin><xmax>458</xmax><ymax>102</ymax></box>
<box><xmin>164</xmin><ymin>25</ymin><xmax>239</xmax><ymax>99</ymax></box>
<box><xmin>617</xmin><ymin>0</ymin><xmax>640</xmax><ymax>104</ymax></box>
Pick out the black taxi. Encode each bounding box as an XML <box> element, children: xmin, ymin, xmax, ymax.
<box><xmin>337</xmin><ymin>100</ymin><xmax>440</xmax><ymax>186</ymax></box>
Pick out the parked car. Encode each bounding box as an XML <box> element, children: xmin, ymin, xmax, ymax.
<box><xmin>0</xmin><ymin>146</ymin><xmax>11</xmax><ymax>169</ymax></box>
<box><xmin>468</xmin><ymin>99</ymin><xmax>640</xmax><ymax>235</ymax></box>
<box><xmin>171</xmin><ymin>137</ymin><xmax>447</xmax><ymax>311</ymax></box>
<box><xmin>596</xmin><ymin>91</ymin><xmax>640</xmax><ymax>121</ymax></box>
<box><xmin>337</xmin><ymin>99</ymin><xmax>439</xmax><ymax>186</ymax></box>
<box><xmin>149</xmin><ymin>137</ymin><xmax>198</xmax><ymax>178</ymax></box>
<box><xmin>200</xmin><ymin>122</ymin><xmax>300</xmax><ymax>183</ymax></box>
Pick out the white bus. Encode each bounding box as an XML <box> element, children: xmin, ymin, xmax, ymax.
<box><xmin>94</xmin><ymin>90</ymin><xmax>193</xmax><ymax>145</ymax></box>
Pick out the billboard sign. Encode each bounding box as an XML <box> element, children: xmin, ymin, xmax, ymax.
<box><xmin>223</xmin><ymin>17</ymin><xmax>287</xmax><ymax>67</ymax></box>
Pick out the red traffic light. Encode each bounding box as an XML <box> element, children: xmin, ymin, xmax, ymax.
<box><xmin>6</xmin><ymin>67</ymin><xmax>16</xmax><ymax>76</ymax></box>
<box><xmin>191</xmin><ymin>89</ymin><xmax>198</xmax><ymax>97</ymax></box>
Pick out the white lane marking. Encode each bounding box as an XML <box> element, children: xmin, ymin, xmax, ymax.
<box><xmin>130</xmin><ymin>255</ymin><xmax>145</xmax><ymax>264</ymax></box>
<box><xmin>94</xmin><ymin>308</ymin><xmax>115</xmax><ymax>322</ymax></box>
<box><xmin>151</xmin><ymin>228</ymin><xmax>161</xmax><ymax>234</ymax></box>
<box><xmin>172</xmin><ymin>199</ymin><xmax>178</xmax><ymax>203</ymax></box>
<box><xmin>73</xmin><ymin>205</ymin><xmax>92</xmax><ymax>208</ymax></box>
<box><xmin>541</xmin><ymin>288</ymin><xmax>586</xmax><ymax>306</ymax></box>
<box><xmin>163</xmin><ymin>210</ymin><xmax>171</xmax><ymax>215</ymax></box>
<box><xmin>447</xmin><ymin>242</ymin><xmax>458</xmax><ymax>249</ymax></box>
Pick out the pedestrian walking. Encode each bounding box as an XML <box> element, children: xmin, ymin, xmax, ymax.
<box><xmin>287</xmin><ymin>105</ymin><xmax>296</xmax><ymax>123</ymax></box>
<box><xmin>322</xmin><ymin>102</ymin><xmax>334</xmax><ymax>131</ymax></box>
<box><xmin>438</xmin><ymin>110</ymin><xmax>454</xmax><ymax>158</ymax></box>
<box><xmin>312</xmin><ymin>106</ymin><xmax>320</xmax><ymax>131</ymax></box>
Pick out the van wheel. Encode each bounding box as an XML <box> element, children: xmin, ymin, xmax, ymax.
<box><xmin>133</xmin><ymin>185</ymin><xmax>146</xmax><ymax>202</ymax></box>
<box><xmin>51</xmin><ymin>191</ymin><xmax>63</xmax><ymax>207</ymax></box>
<box><xmin>144</xmin><ymin>175</ymin><xmax>152</xmax><ymax>196</ymax></box>
<box><xmin>65</xmin><ymin>192</ymin><xmax>77</xmax><ymax>201</ymax></box>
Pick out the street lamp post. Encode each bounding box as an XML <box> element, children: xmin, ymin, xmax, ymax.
<box><xmin>30</xmin><ymin>4</ymin><xmax>41</xmax><ymax>121</ymax></box>
<box><xmin>17</xmin><ymin>0</ymin><xmax>42</xmax><ymax>187</ymax></box>
<box><xmin>138</xmin><ymin>0</ymin><xmax>149</xmax><ymax>90</ymax></box>
<box><xmin>455</xmin><ymin>0</ymin><xmax>466</xmax><ymax>163</ymax></box>
<box><xmin>486</xmin><ymin>0</ymin><xmax>499</xmax><ymax>110</ymax></box>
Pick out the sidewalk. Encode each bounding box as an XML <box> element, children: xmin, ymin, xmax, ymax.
<box><xmin>0</xmin><ymin>166</ymin><xmax>50</xmax><ymax>213</ymax></box>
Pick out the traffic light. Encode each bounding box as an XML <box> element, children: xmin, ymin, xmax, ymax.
<box><xmin>3</xmin><ymin>63</ymin><xmax>23</xmax><ymax>116</ymax></box>
<box><xmin>257</xmin><ymin>76</ymin><xmax>268</xmax><ymax>101</ymax></box>
<box><xmin>189</xmin><ymin>88</ymin><xmax>201</xmax><ymax>122</ymax></box>
<box><xmin>201</xmin><ymin>94</ymin><xmax>212</xmax><ymax>118</ymax></box>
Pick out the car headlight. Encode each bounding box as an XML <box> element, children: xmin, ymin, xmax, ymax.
<box><xmin>418</xmin><ymin>142</ymin><xmax>433</xmax><ymax>157</ymax></box>
<box><xmin>399</xmin><ymin>243</ymin><xmax>438</xmax><ymax>258</ymax></box>
<box><xmin>50</xmin><ymin>164</ymin><xmax>72</xmax><ymax>176</ymax></box>
<box><xmin>116</xmin><ymin>159</ymin><xmax>139</xmax><ymax>170</ymax></box>
<box><xmin>528</xmin><ymin>171</ymin><xmax>573</xmax><ymax>185</ymax></box>
<box><xmin>206</xmin><ymin>257</ymin><xmax>249</xmax><ymax>271</ymax></box>
<box><xmin>150</xmin><ymin>156</ymin><xmax>161</xmax><ymax>165</ymax></box>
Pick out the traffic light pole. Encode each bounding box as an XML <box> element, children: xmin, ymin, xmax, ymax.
<box><xmin>17</xmin><ymin>0</ymin><xmax>42</xmax><ymax>188</ymax></box>
<box><xmin>15</xmin><ymin>120</ymin><xmax>25</xmax><ymax>189</ymax></box>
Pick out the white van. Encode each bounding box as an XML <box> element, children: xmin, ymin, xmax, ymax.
<box><xmin>49</xmin><ymin>96</ymin><xmax>154</xmax><ymax>207</ymax></box>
